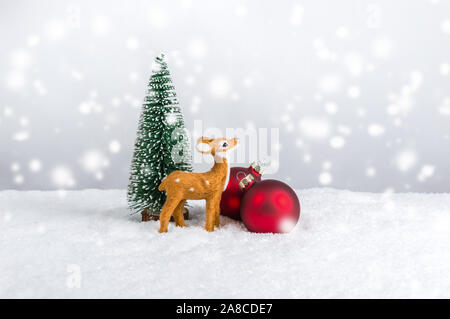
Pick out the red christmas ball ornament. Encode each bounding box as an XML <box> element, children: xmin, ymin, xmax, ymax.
<box><xmin>220</xmin><ymin>162</ymin><xmax>264</xmax><ymax>220</ymax></box>
<box><xmin>239</xmin><ymin>176</ymin><xmax>300</xmax><ymax>233</ymax></box>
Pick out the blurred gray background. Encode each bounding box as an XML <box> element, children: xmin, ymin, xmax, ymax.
<box><xmin>1</xmin><ymin>0</ymin><xmax>449</xmax><ymax>192</ymax></box>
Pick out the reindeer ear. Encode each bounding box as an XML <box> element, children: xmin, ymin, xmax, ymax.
<box><xmin>197</xmin><ymin>136</ymin><xmax>214</xmax><ymax>143</ymax></box>
<box><xmin>196</xmin><ymin>137</ymin><xmax>213</xmax><ymax>154</ymax></box>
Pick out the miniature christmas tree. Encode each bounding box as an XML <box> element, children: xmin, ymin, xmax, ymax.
<box><xmin>127</xmin><ymin>54</ymin><xmax>192</xmax><ymax>220</ymax></box>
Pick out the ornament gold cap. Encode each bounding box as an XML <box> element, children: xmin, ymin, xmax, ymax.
<box><xmin>250</xmin><ymin>161</ymin><xmax>264</xmax><ymax>176</ymax></box>
<box><xmin>239</xmin><ymin>174</ymin><xmax>255</xmax><ymax>190</ymax></box>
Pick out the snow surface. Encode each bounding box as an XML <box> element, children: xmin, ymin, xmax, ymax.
<box><xmin>1</xmin><ymin>189</ymin><xmax>450</xmax><ymax>298</ymax></box>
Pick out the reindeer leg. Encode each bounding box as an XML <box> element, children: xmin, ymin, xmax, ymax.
<box><xmin>214</xmin><ymin>196</ymin><xmax>221</xmax><ymax>228</ymax></box>
<box><xmin>205</xmin><ymin>199</ymin><xmax>215</xmax><ymax>232</ymax></box>
<box><xmin>159</xmin><ymin>195</ymin><xmax>180</xmax><ymax>233</ymax></box>
<box><xmin>173</xmin><ymin>200</ymin><xmax>186</xmax><ymax>227</ymax></box>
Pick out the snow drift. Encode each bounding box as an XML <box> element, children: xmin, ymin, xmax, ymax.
<box><xmin>0</xmin><ymin>189</ymin><xmax>449</xmax><ymax>298</ymax></box>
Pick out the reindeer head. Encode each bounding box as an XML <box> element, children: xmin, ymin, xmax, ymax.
<box><xmin>196</xmin><ymin>137</ymin><xmax>239</xmax><ymax>158</ymax></box>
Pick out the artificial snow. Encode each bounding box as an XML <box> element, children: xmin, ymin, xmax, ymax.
<box><xmin>1</xmin><ymin>188</ymin><xmax>450</xmax><ymax>298</ymax></box>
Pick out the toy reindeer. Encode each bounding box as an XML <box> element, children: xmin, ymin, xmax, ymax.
<box><xmin>158</xmin><ymin>136</ymin><xmax>239</xmax><ymax>233</ymax></box>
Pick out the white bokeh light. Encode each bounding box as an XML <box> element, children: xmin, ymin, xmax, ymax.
<box><xmin>330</xmin><ymin>136</ymin><xmax>346</xmax><ymax>149</ymax></box>
<box><xmin>33</xmin><ymin>80</ymin><xmax>47</xmax><ymax>96</ymax></box>
<box><xmin>325</xmin><ymin>102</ymin><xmax>339</xmax><ymax>114</ymax></box>
<box><xmin>278</xmin><ymin>218</ymin><xmax>298</xmax><ymax>233</ymax></box>
<box><xmin>12</xmin><ymin>130</ymin><xmax>30</xmax><ymax>142</ymax></box>
<box><xmin>417</xmin><ymin>165</ymin><xmax>435</xmax><ymax>182</ymax></box>
<box><xmin>14</xmin><ymin>174</ymin><xmax>25</xmax><ymax>185</ymax></box>
<box><xmin>438</xmin><ymin>97</ymin><xmax>450</xmax><ymax>115</ymax></box>
<box><xmin>187</xmin><ymin>38</ymin><xmax>208</xmax><ymax>59</ymax></box>
<box><xmin>299</xmin><ymin>117</ymin><xmax>330</xmax><ymax>140</ymax></box>
<box><xmin>27</xmin><ymin>35</ymin><xmax>40</xmax><ymax>47</ymax></box>
<box><xmin>344</xmin><ymin>53</ymin><xmax>364</xmax><ymax>77</ymax></box>
<box><xmin>6</xmin><ymin>72</ymin><xmax>25</xmax><ymax>90</ymax></box>
<box><xmin>10</xmin><ymin>162</ymin><xmax>20</xmax><ymax>172</ymax></box>
<box><xmin>319</xmin><ymin>75</ymin><xmax>341</xmax><ymax>93</ymax></box>
<box><xmin>440</xmin><ymin>63</ymin><xmax>450</xmax><ymax>76</ymax></box>
<box><xmin>235</xmin><ymin>4</ymin><xmax>248</xmax><ymax>17</ymax></box>
<box><xmin>395</xmin><ymin>150</ymin><xmax>417</xmax><ymax>172</ymax></box>
<box><xmin>80</xmin><ymin>150</ymin><xmax>109</xmax><ymax>174</ymax></box>
<box><xmin>29</xmin><ymin>159</ymin><xmax>42</xmax><ymax>172</ymax></box>
<box><xmin>368</xmin><ymin>124</ymin><xmax>385</xmax><ymax>137</ymax></box>
<box><xmin>71</xmin><ymin>70</ymin><xmax>84</xmax><ymax>81</ymax></box>
<box><xmin>366</xmin><ymin>166</ymin><xmax>377</xmax><ymax>177</ymax></box>
<box><xmin>209</xmin><ymin>76</ymin><xmax>231</xmax><ymax>98</ymax></box>
<box><xmin>319</xmin><ymin>171</ymin><xmax>333</xmax><ymax>185</ymax></box>
<box><xmin>45</xmin><ymin>20</ymin><xmax>66</xmax><ymax>40</ymax></box>
<box><xmin>348</xmin><ymin>86</ymin><xmax>360</xmax><ymax>99</ymax></box>
<box><xmin>190</xmin><ymin>96</ymin><xmax>201</xmax><ymax>113</ymax></box>
<box><xmin>126</xmin><ymin>37</ymin><xmax>140</xmax><ymax>50</ymax></box>
<box><xmin>0</xmin><ymin>1</ymin><xmax>448</xmax><ymax>194</ymax></box>
<box><xmin>442</xmin><ymin>20</ymin><xmax>450</xmax><ymax>34</ymax></box>
<box><xmin>92</xmin><ymin>16</ymin><xmax>110</xmax><ymax>36</ymax></box>
<box><xmin>372</xmin><ymin>36</ymin><xmax>392</xmax><ymax>59</ymax></box>
<box><xmin>336</xmin><ymin>26</ymin><xmax>349</xmax><ymax>38</ymax></box>
<box><xmin>79</xmin><ymin>100</ymin><xmax>103</xmax><ymax>115</ymax></box>
<box><xmin>314</xmin><ymin>39</ymin><xmax>336</xmax><ymax>61</ymax></box>
<box><xmin>149</xmin><ymin>7</ymin><xmax>169</xmax><ymax>28</ymax></box>
<box><xmin>11</xmin><ymin>49</ymin><xmax>31</xmax><ymax>69</ymax></box>
<box><xmin>51</xmin><ymin>166</ymin><xmax>76</xmax><ymax>188</ymax></box>
<box><xmin>290</xmin><ymin>4</ymin><xmax>304</xmax><ymax>26</ymax></box>
<box><xmin>109</xmin><ymin>140</ymin><xmax>121</xmax><ymax>154</ymax></box>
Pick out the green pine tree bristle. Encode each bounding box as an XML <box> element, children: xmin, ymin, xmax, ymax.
<box><xmin>127</xmin><ymin>54</ymin><xmax>192</xmax><ymax>215</ymax></box>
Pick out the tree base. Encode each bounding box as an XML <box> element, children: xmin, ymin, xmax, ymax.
<box><xmin>141</xmin><ymin>207</ymin><xmax>189</xmax><ymax>222</ymax></box>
